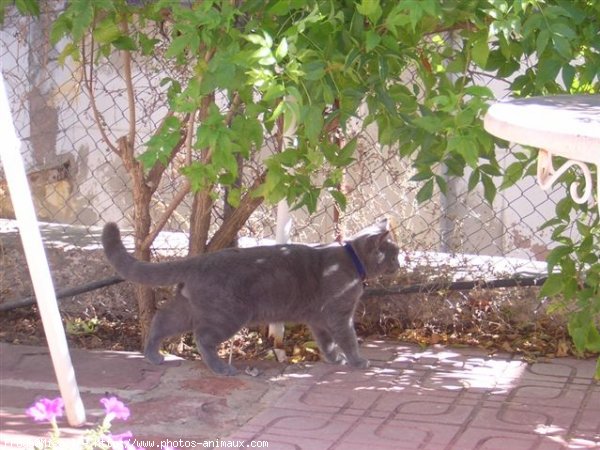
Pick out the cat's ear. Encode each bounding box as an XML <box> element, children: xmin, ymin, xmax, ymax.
<box><xmin>367</xmin><ymin>229</ymin><xmax>390</xmax><ymax>248</ymax></box>
<box><xmin>375</xmin><ymin>217</ymin><xmax>389</xmax><ymax>232</ymax></box>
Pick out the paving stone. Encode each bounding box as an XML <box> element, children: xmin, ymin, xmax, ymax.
<box><xmin>1</xmin><ymin>340</ymin><xmax>598</xmax><ymax>449</ymax></box>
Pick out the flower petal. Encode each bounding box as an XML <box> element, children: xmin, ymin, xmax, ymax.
<box><xmin>100</xmin><ymin>396</ymin><xmax>130</xmax><ymax>421</ymax></box>
<box><xmin>25</xmin><ymin>398</ymin><xmax>64</xmax><ymax>422</ymax></box>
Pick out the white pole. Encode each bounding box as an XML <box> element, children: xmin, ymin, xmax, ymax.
<box><xmin>275</xmin><ymin>200</ymin><xmax>292</xmax><ymax>244</ymax></box>
<box><xmin>0</xmin><ymin>73</ymin><xmax>86</xmax><ymax>426</ymax></box>
<box><xmin>269</xmin><ymin>201</ymin><xmax>292</xmax><ymax>348</ymax></box>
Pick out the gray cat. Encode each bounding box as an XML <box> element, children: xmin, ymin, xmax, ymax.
<box><xmin>102</xmin><ymin>220</ymin><xmax>400</xmax><ymax>375</ymax></box>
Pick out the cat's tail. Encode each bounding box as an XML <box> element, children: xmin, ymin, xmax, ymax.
<box><xmin>101</xmin><ymin>222</ymin><xmax>183</xmax><ymax>286</ymax></box>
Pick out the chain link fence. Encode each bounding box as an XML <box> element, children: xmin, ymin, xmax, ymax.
<box><xmin>1</xmin><ymin>6</ymin><xmax>560</xmax><ymax>315</ymax></box>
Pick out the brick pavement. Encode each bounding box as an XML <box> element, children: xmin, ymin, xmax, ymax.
<box><xmin>0</xmin><ymin>340</ymin><xmax>598</xmax><ymax>449</ymax></box>
<box><xmin>223</xmin><ymin>342</ymin><xmax>599</xmax><ymax>449</ymax></box>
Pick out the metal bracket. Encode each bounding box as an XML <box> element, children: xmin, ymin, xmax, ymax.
<box><xmin>536</xmin><ymin>149</ymin><xmax>598</xmax><ymax>209</ymax></box>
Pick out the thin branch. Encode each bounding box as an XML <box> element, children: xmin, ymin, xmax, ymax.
<box><xmin>425</xmin><ymin>21</ymin><xmax>477</xmax><ymax>36</ymax></box>
<box><xmin>207</xmin><ymin>171</ymin><xmax>267</xmax><ymax>252</ymax></box>
<box><xmin>120</xmin><ymin>18</ymin><xmax>136</xmax><ymax>146</ymax></box>
<box><xmin>224</xmin><ymin>91</ymin><xmax>241</xmax><ymax>127</ymax></box>
<box><xmin>141</xmin><ymin>179</ymin><xmax>191</xmax><ymax>251</ymax></box>
<box><xmin>81</xmin><ymin>35</ymin><xmax>119</xmax><ymax>155</ymax></box>
<box><xmin>185</xmin><ymin>109</ymin><xmax>196</xmax><ymax>166</ymax></box>
<box><xmin>146</xmin><ymin>112</ymin><xmax>192</xmax><ymax>189</ymax></box>
<box><xmin>199</xmin><ymin>93</ymin><xmax>215</xmax><ymax>163</ymax></box>
<box><xmin>142</xmin><ymin>109</ymin><xmax>197</xmax><ymax>248</ymax></box>
<box><xmin>117</xmin><ymin>136</ymin><xmax>135</xmax><ymax>170</ymax></box>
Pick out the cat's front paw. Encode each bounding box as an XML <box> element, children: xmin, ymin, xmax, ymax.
<box><xmin>207</xmin><ymin>360</ymin><xmax>239</xmax><ymax>376</ymax></box>
<box><xmin>322</xmin><ymin>349</ymin><xmax>345</xmax><ymax>365</ymax></box>
<box><xmin>221</xmin><ymin>364</ymin><xmax>239</xmax><ymax>376</ymax></box>
<box><xmin>348</xmin><ymin>357</ymin><xmax>370</xmax><ymax>369</ymax></box>
<box><xmin>145</xmin><ymin>350</ymin><xmax>165</xmax><ymax>365</ymax></box>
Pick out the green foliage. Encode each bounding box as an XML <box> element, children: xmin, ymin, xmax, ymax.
<box><xmin>5</xmin><ymin>0</ymin><xmax>596</xmax><ymax>210</ymax></box>
<box><xmin>0</xmin><ymin>0</ymin><xmax>39</xmax><ymax>23</ymax></box>
<box><xmin>4</xmin><ymin>0</ymin><xmax>600</xmax><ymax>374</ymax></box>
<box><xmin>493</xmin><ymin>0</ymin><xmax>600</xmax><ymax>377</ymax></box>
<box><xmin>539</xmin><ymin>205</ymin><xmax>600</xmax><ymax>378</ymax></box>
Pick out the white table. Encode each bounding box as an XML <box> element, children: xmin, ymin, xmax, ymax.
<box><xmin>484</xmin><ymin>95</ymin><xmax>600</xmax><ymax>209</ymax></box>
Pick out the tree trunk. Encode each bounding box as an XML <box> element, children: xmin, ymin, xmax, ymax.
<box><xmin>132</xmin><ymin>183</ymin><xmax>156</xmax><ymax>344</ymax></box>
<box><xmin>120</xmin><ymin>133</ymin><xmax>157</xmax><ymax>346</ymax></box>
<box><xmin>188</xmin><ymin>189</ymin><xmax>213</xmax><ymax>255</ymax></box>
<box><xmin>207</xmin><ymin>173</ymin><xmax>266</xmax><ymax>252</ymax></box>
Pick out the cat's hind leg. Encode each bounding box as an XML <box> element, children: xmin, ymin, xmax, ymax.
<box><xmin>193</xmin><ymin>321</ymin><xmax>242</xmax><ymax>376</ymax></box>
<box><xmin>145</xmin><ymin>290</ymin><xmax>192</xmax><ymax>365</ymax></box>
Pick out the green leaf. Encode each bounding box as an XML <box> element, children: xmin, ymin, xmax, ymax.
<box><xmin>227</xmin><ymin>187</ymin><xmax>241</xmax><ymax>208</ymax></box>
<box><xmin>536</xmin><ymin>29</ymin><xmax>550</xmax><ymax>55</ymax></box>
<box><xmin>70</xmin><ymin>0</ymin><xmax>94</xmax><ymax>41</ymax></box>
<box><xmin>113</xmin><ymin>36</ymin><xmax>137</xmax><ymax>51</ymax></box>
<box><xmin>329</xmin><ymin>189</ymin><xmax>347</xmax><ymax>211</ymax></box>
<box><xmin>568</xmin><ymin>312</ymin><xmax>600</xmax><ymax>353</ymax></box>
<box><xmin>500</xmin><ymin>161</ymin><xmax>524</xmax><ymax>190</ymax></box>
<box><xmin>555</xmin><ymin>197</ymin><xmax>572</xmax><ymax>221</ymax></box>
<box><xmin>338</xmin><ymin>139</ymin><xmax>358</xmax><ymax>165</ymax></box>
<box><xmin>357</xmin><ymin>0</ymin><xmax>382</xmax><ymax>23</ymax></box>
<box><xmin>139</xmin><ymin>33</ymin><xmax>159</xmax><ymax>55</ymax></box>
<box><xmin>448</xmin><ymin>135</ymin><xmax>478</xmax><ymax>168</ymax></box>
<box><xmin>468</xmin><ymin>169</ymin><xmax>480</xmax><ymax>192</ymax></box>
<box><xmin>245</xmin><ymin>33</ymin><xmax>266</xmax><ymax>46</ymax></box>
<box><xmin>481</xmin><ymin>173</ymin><xmax>496</xmax><ymax>204</ymax></box>
<box><xmin>213</xmin><ymin>139</ymin><xmax>238</xmax><ymax>176</ymax></box>
<box><xmin>410</xmin><ymin>169</ymin><xmax>434</xmax><ymax>182</ymax></box>
<box><xmin>416</xmin><ymin>179</ymin><xmax>434</xmax><ymax>204</ymax></box>
<box><xmin>281</xmin><ymin>98</ymin><xmax>301</xmax><ymax>134</ymax></box>
<box><xmin>537</xmin><ymin>58</ymin><xmax>562</xmax><ymax>86</ymax></box>
<box><xmin>57</xmin><ymin>42</ymin><xmax>80</xmax><ymax>65</ymax></box>
<box><xmin>268</xmin><ymin>1</ymin><xmax>293</xmax><ymax>16</ymax></box>
<box><xmin>365</xmin><ymin>30</ymin><xmax>381</xmax><ymax>52</ymax></box>
<box><xmin>471</xmin><ymin>36</ymin><xmax>490</xmax><ymax>68</ymax></box>
<box><xmin>463</xmin><ymin>85</ymin><xmax>493</xmax><ymax>98</ymax></box>
<box><xmin>50</xmin><ymin>13</ymin><xmax>71</xmax><ymax>44</ymax></box>
<box><xmin>546</xmin><ymin>245</ymin><xmax>573</xmax><ymax>273</ymax></box>
<box><xmin>303</xmin><ymin>60</ymin><xmax>326</xmax><ymax>81</ymax></box>
<box><xmin>303</xmin><ymin>105</ymin><xmax>324</xmax><ymax>145</ymax></box>
<box><xmin>275</xmin><ymin>38</ymin><xmax>288</xmax><ymax>60</ymax></box>
<box><xmin>412</xmin><ymin>116</ymin><xmax>443</xmax><ymax>133</ymax></box>
<box><xmin>181</xmin><ymin>162</ymin><xmax>218</xmax><ymax>192</ymax></box>
<box><xmin>140</xmin><ymin>115</ymin><xmax>182</xmax><ymax>168</ymax></box>
<box><xmin>435</xmin><ymin>175</ymin><xmax>448</xmax><ymax>194</ymax></box>
<box><xmin>166</xmin><ymin>34</ymin><xmax>193</xmax><ymax>58</ymax></box>
<box><xmin>540</xmin><ymin>274</ymin><xmax>564</xmax><ymax>297</ymax></box>
<box><xmin>562</xmin><ymin>64</ymin><xmax>576</xmax><ymax>91</ymax></box>
<box><xmin>552</xmin><ymin>35</ymin><xmax>572</xmax><ymax>59</ymax></box>
<box><xmin>262</xmin><ymin>83</ymin><xmax>286</xmax><ymax>102</ymax></box>
<box><xmin>93</xmin><ymin>18</ymin><xmax>121</xmax><ymax>44</ymax></box>
<box><xmin>14</xmin><ymin>0</ymin><xmax>40</xmax><ymax>17</ymax></box>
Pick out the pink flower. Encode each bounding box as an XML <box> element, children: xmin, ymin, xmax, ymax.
<box><xmin>101</xmin><ymin>396</ymin><xmax>130</xmax><ymax>423</ymax></box>
<box><xmin>26</xmin><ymin>398</ymin><xmax>64</xmax><ymax>423</ymax></box>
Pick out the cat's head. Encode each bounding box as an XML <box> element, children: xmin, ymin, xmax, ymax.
<box><xmin>348</xmin><ymin>219</ymin><xmax>400</xmax><ymax>278</ymax></box>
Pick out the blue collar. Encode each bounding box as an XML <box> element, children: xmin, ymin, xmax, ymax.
<box><xmin>343</xmin><ymin>242</ymin><xmax>367</xmax><ymax>282</ymax></box>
